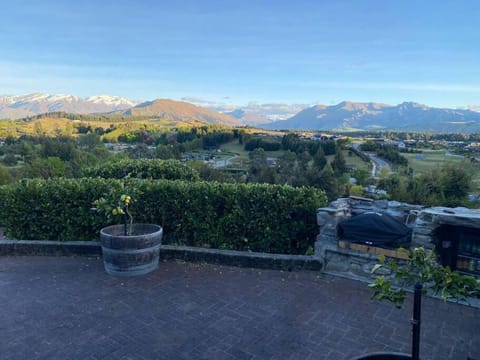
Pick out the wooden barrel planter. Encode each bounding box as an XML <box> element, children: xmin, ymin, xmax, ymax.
<box><xmin>351</xmin><ymin>353</ymin><xmax>411</xmax><ymax>360</ymax></box>
<box><xmin>100</xmin><ymin>224</ymin><xmax>163</xmax><ymax>276</ymax></box>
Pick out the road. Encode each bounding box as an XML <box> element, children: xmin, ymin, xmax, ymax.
<box><xmin>352</xmin><ymin>143</ymin><xmax>391</xmax><ymax>176</ymax></box>
<box><xmin>213</xmin><ymin>153</ymin><xmax>238</xmax><ymax>168</ymax></box>
<box><xmin>368</xmin><ymin>153</ymin><xmax>391</xmax><ymax>176</ymax></box>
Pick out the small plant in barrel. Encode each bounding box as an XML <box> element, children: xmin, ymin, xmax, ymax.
<box><xmin>93</xmin><ymin>185</ymin><xmax>163</xmax><ymax>276</ymax></box>
<box><xmin>93</xmin><ymin>192</ymin><xmax>134</xmax><ymax>236</ymax></box>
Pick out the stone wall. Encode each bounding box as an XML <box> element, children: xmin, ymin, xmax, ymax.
<box><xmin>413</xmin><ymin>206</ymin><xmax>480</xmax><ymax>248</ymax></box>
<box><xmin>314</xmin><ymin>196</ymin><xmax>480</xmax><ymax>281</ymax></box>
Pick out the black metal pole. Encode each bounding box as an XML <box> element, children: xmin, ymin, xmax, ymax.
<box><xmin>411</xmin><ymin>282</ymin><xmax>422</xmax><ymax>360</ymax></box>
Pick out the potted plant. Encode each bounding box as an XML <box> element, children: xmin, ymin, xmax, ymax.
<box><xmin>353</xmin><ymin>247</ymin><xmax>480</xmax><ymax>360</ymax></box>
<box><xmin>93</xmin><ymin>190</ymin><xmax>163</xmax><ymax>276</ymax></box>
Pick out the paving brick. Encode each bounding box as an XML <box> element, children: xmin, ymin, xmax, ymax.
<box><xmin>0</xmin><ymin>256</ymin><xmax>478</xmax><ymax>359</ymax></box>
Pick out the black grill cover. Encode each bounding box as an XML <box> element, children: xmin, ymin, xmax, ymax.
<box><xmin>337</xmin><ymin>212</ymin><xmax>412</xmax><ymax>249</ymax></box>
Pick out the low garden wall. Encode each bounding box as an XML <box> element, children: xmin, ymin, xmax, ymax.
<box><xmin>0</xmin><ymin>240</ymin><xmax>322</xmax><ymax>271</ymax></box>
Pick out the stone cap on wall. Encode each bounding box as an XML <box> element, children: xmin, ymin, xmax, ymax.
<box><xmin>420</xmin><ymin>206</ymin><xmax>480</xmax><ymax>220</ymax></box>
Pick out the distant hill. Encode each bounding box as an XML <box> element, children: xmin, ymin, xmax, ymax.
<box><xmin>4</xmin><ymin>94</ymin><xmax>480</xmax><ymax>132</ymax></box>
<box><xmin>225</xmin><ymin>109</ymin><xmax>270</xmax><ymax>125</ymax></box>
<box><xmin>262</xmin><ymin>101</ymin><xmax>480</xmax><ymax>133</ymax></box>
<box><xmin>122</xmin><ymin>99</ymin><xmax>241</xmax><ymax>126</ymax></box>
<box><xmin>181</xmin><ymin>97</ymin><xmax>308</xmax><ymax>125</ymax></box>
<box><xmin>222</xmin><ymin>103</ymin><xmax>308</xmax><ymax>125</ymax></box>
<box><xmin>0</xmin><ymin>93</ymin><xmax>241</xmax><ymax>127</ymax></box>
<box><xmin>0</xmin><ymin>93</ymin><xmax>139</xmax><ymax>119</ymax></box>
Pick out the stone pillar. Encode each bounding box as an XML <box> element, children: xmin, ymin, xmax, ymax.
<box><xmin>314</xmin><ymin>199</ymin><xmax>350</xmax><ymax>257</ymax></box>
<box><xmin>412</xmin><ymin>211</ymin><xmax>438</xmax><ymax>248</ymax></box>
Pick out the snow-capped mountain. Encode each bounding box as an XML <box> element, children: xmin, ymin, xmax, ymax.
<box><xmin>181</xmin><ymin>96</ymin><xmax>308</xmax><ymax>125</ymax></box>
<box><xmin>0</xmin><ymin>93</ymin><xmax>140</xmax><ymax>119</ymax></box>
<box><xmin>85</xmin><ymin>95</ymin><xmax>137</xmax><ymax>107</ymax></box>
<box><xmin>262</xmin><ymin>101</ymin><xmax>480</xmax><ymax>133</ymax></box>
<box><xmin>465</xmin><ymin>105</ymin><xmax>480</xmax><ymax>113</ymax></box>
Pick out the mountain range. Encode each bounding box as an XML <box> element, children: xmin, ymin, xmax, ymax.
<box><xmin>261</xmin><ymin>101</ymin><xmax>480</xmax><ymax>133</ymax></box>
<box><xmin>0</xmin><ymin>93</ymin><xmax>139</xmax><ymax>119</ymax></box>
<box><xmin>180</xmin><ymin>97</ymin><xmax>308</xmax><ymax>125</ymax></box>
<box><xmin>0</xmin><ymin>93</ymin><xmax>304</xmax><ymax>125</ymax></box>
<box><xmin>2</xmin><ymin>93</ymin><xmax>480</xmax><ymax>133</ymax></box>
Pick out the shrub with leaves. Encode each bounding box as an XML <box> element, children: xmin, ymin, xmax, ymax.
<box><xmin>0</xmin><ymin>178</ymin><xmax>122</xmax><ymax>240</ymax></box>
<box><xmin>369</xmin><ymin>247</ymin><xmax>480</xmax><ymax>307</ymax></box>
<box><xmin>0</xmin><ymin>178</ymin><xmax>326</xmax><ymax>254</ymax></box>
<box><xmin>82</xmin><ymin>158</ymin><xmax>200</xmax><ymax>181</ymax></box>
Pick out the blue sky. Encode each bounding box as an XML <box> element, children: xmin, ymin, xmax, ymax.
<box><xmin>1</xmin><ymin>0</ymin><xmax>479</xmax><ymax>108</ymax></box>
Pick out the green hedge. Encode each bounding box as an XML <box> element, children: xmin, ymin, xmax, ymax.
<box><xmin>0</xmin><ymin>178</ymin><xmax>326</xmax><ymax>254</ymax></box>
<box><xmin>83</xmin><ymin>159</ymin><xmax>200</xmax><ymax>181</ymax></box>
<box><xmin>0</xmin><ymin>178</ymin><xmax>120</xmax><ymax>241</ymax></box>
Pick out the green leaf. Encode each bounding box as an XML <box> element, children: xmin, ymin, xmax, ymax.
<box><xmin>371</xmin><ymin>264</ymin><xmax>383</xmax><ymax>273</ymax></box>
<box><xmin>378</xmin><ymin>254</ymin><xmax>385</xmax><ymax>264</ymax></box>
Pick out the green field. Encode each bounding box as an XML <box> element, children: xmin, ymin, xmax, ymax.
<box><xmin>325</xmin><ymin>150</ymin><xmax>370</xmax><ymax>171</ymax></box>
<box><xmin>403</xmin><ymin>150</ymin><xmax>480</xmax><ymax>191</ymax></box>
<box><xmin>343</xmin><ymin>150</ymin><xmax>370</xmax><ymax>169</ymax></box>
<box><xmin>220</xmin><ymin>141</ymin><xmax>249</xmax><ymax>157</ymax></box>
<box><xmin>220</xmin><ymin>140</ymin><xmax>286</xmax><ymax>158</ymax></box>
<box><xmin>402</xmin><ymin>150</ymin><xmax>464</xmax><ymax>173</ymax></box>
<box><xmin>222</xmin><ymin>140</ymin><xmax>370</xmax><ymax>170</ymax></box>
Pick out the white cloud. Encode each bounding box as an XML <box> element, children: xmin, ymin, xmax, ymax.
<box><xmin>180</xmin><ymin>96</ymin><xmax>219</xmax><ymax>105</ymax></box>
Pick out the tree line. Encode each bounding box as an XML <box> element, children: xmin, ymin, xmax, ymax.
<box><xmin>360</xmin><ymin>141</ymin><xmax>408</xmax><ymax>167</ymax></box>
<box><xmin>0</xmin><ymin>128</ymin><xmax>477</xmax><ymax>208</ymax></box>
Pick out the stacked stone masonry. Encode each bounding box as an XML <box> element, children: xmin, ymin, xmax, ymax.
<box><xmin>315</xmin><ymin>197</ymin><xmax>480</xmax><ymax>281</ymax></box>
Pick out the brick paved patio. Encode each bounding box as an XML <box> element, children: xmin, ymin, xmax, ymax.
<box><xmin>0</xmin><ymin>256</ymin><xmax>478</xmax><ymax>360</ymax></box>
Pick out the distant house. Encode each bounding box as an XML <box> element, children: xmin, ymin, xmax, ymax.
<box><xmin>385</xmin><ymin>140</ymin><xmax>406</xmax><ymax>148</ymax></box>
<box><xmin>465</xmin><ymin>142</ymin><xmax>480</xmax><ymax>151</ymax></box>
<box><xmin>266</xmin><ymin>157</ymin><xmax>278</xmax><ymax>166</ymax></box>
<box><xmin>104</xmin><ymin>143</ymin><xmax>133</xmax><ymax>151</ymax></box>
<box><xmin>364</xmin><ymin>185</ymin><xmax>387</xmax><ymax>196</ymax></box>
<box><xmin>404</xmin><ymin>140</ymin><xmax>418</xmax><ymax>147</ymax></box>
<box><xmin>311</xmin><ymin>134</ymin><xmax>334</xmax><ymax>141</ymax></box>
<box><xmin>183</xmin><ymin>152</ymin><xmax>214</xmax><ymax>161</ymax></box>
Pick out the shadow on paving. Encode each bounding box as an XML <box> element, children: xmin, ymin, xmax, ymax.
<box><xmin>0</xmin><ymin>256</ymin><xmax>478</xmax><ymax>360</ymax></box>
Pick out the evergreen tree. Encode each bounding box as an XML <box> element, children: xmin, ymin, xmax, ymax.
<box><xmin>441</xmin><ymin>162</ymin><xmax>472</xmax><ymax>206</ymax></box>
<box><xmin>0</xmin><ymin>165</ymin><xmax>13</xmax><ymax>185</ymax></box>
<box><xmin>277</xmin><ymin>151</ymin><xmax>298</xmax><ymax>185</ymax></box>
<box><xmin>313</xmin><ymin>146</ymin><xmax>327</xmax><ymax>170</ymax></box>
<box><xmin>297</xmin><ymin>151</ymin><xmax>312</xmax><ymax>173</ymax></box>
<box><xmin>321</xmin><ymin>140</ymin><xmax>337</xmax><ymax>155</ymax></box>
<box><xmin>318</xmin><ymin>165</ymin><xmax>338</xmax><ymax>200</ymax></box>
<box><xmin>331</xmin><ymin>150</ymin><xmax>347</xmax><ymax>177</ymax></box>
<box><xmin>247</xmin><ymin>148</ymin><xmax>268</xmax><ymax>183</ymax></box>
